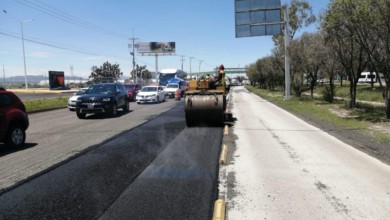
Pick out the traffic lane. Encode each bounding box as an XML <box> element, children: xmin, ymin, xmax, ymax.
<box><xmin>100</xmin><ymin>127</ymin><xmax>222</xmax><ymax>220</ymax></box>
<box><xmin>0</xmin><ymin>99</ymin><xmax>180</xmax><ymax>192</ymax></box>
<box><xmin>0</xmin><ymin>104</ymin><xmax>222</xmax><ymax>219</ymax></box>
<box><xmin>0</xmin><ymin>105</ymin><xmax>184</xmax><ymax>219</ymax></box>
<box><xmin>225</xmin><ymin>86</ymin><xmax>390</xmax><ymax>219</ymax></box>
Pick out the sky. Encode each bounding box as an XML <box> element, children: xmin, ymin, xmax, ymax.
<box><xmin>0</xmin><ymin>0</ymin><xmax>330</xmax><ymax>79</ymax></box>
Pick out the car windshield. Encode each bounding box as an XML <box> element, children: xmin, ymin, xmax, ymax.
<box><xmin>75</xmin><ymin>90</ymin><xmax>85</xmax><ymax>95</ymax></box>
<box><xmin>166</xmin><ymin>84</ymin><xmax>179</xmax><ymax>88</ymax></box>
<box><xmin>87</xmin><ymin>85</ymin><xmax>116</xmax><ymax>94</ymax></box>
<box><xmin>141</xmin><ymin>87</ymin><xmax>157</xmax><ymax>92</ymax></box>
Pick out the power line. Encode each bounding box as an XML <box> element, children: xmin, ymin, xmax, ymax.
<box><xmin>1</xmin><ymin>31</ymin><xmax>126</xmax><ymax>59</ymax></box>
<box><xmin>1</xmin><ymin>30</ymin><xmax>156</xmax><ymax>69</ymax></box>
<box><xmin>13</xmin><ymin>0</ymin><xmax>129</xmax><ymax>39</ymax></box>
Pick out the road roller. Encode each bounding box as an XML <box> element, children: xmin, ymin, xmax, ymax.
<box><xmin>184</xmin><ymin>78</ymin><xmax>227</xmax><ymax>127</ymax></box>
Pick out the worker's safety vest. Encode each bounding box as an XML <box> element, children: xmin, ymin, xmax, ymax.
<box><xmin>219</xmin><ymin>70</ymin><xmax>225</xmax><ymax>86</ymax></box>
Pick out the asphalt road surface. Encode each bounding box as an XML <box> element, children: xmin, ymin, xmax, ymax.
<box><xmin>0</xmin><ymin>99</ymin><xmax>223</xmax><ymax>219</ymax></box>
<box><xmin>220</xmin><ymin>86</ymin><xmax>390</xmax><ymax>219</ymax></box>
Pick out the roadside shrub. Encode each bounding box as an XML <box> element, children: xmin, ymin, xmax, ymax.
<box><xmin>322</xmin><ymin>85</ymin><xmax>336</xmax><ymax>103</ymax></box>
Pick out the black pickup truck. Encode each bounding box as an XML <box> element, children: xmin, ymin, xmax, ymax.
<box><xmin>75</xmin><ymin>83</ymin><xmax>129</xmax><ymax>119</ymax></box>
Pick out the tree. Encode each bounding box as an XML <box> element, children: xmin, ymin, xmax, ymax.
<box><xmin>290</xmin><ymin>32</ymin><xmax>327</xmax><ymax>98</ymax></box>
<box><xmin>271</xmin><ymin>0</ymin><xmax>317</xmax><ymax>96</ymax></box>
<box><xmin>89</xmin><ymin>61</ymin><xmax>123</xmax><ymax>83</ymax></box>
<box><xmin>288</xmin><ymin>0</ymin><xmax>317</xmax><ymax>39</ymax></box>
<box><xmin>246</xmin><ymin>63</ymin><xmax>258</xmax><ymax>86</ymax></box>
<box><xmin>321</xmin><ymin>35</ymin><xmax>344</xmax><ymax>103</ymax></box>
<box><xmin>236</xmin><ymin>76</ymin><xmax>246</xmax><ymax>84</ymax></box>
<box><xmin>321</xmin><ymin>0</ymin><xmax>369</xmax><ymax>108</ymax></box>
<box><xmin>344</xmin><ymin>0</ymin><xmax>390</xmax><ymax>118</ymax></box>
<box><xmin>131</xmin><ymin>65</ymin><xmax>151</xmax><ymax>83</ymax></box>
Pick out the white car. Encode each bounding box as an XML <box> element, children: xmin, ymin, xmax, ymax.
<box><xmin>164</xmin><ymin>83</ymin><xmax>180</xmax><ymax>98</ymax></box>
<box><xmin>136</xmin><ymin>86</ymin><xmax>166</xmax><ymax>104</ymax></box>
<box><xmin>67</xmin><ymin>88</ymin><xmax>88</xmax><ymax>111</ymax></box>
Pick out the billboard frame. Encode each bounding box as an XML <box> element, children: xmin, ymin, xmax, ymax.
<box><xmin>136</xmin><ymin>42</ymin><xmax>176</xmax><ymax>55</ymax></box>
<box><xmin>234</xmin><ymin>0</ymin><xmax>282</xmax><ymax>38</ymax></box>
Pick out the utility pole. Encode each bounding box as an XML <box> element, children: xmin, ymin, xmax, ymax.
<box><xmin>189</xmin><ymin>57</ymin><xmax>194</xmax><ymax>78</ymax></box>
<box><xmin>198</xmin><ymin>60</ymin><xmax>203</xmax><ymax>74</ymax></box>
<box><xmin>3</xmin><ymin>10</ymin><xmax>33</xmax><ymax>90</ymax></box>
<box><xmin>284</xmin><ymin>5</ymin><xmax>291</xmax><ymax>100</ymax></box>
<box><xmin>70</xmin><ymin>65</ymin><xmax>74</xmax><ymax>85</ymax></box>
<box><xmin>155</xmin><ymin>54</ymin><xmax>159</xmax><ymax>84</ymax></box>
<box><xmin>129</xmin><ymin>36</ymin><xmax>139</xmax><ymax>83</ymax></box>
<box><xmin>180</xmin><ymin>55</ymin><xmax>185</xmax><ymax>71</ymax></box>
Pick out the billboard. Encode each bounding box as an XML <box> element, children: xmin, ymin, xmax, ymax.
<box><xmin>235</xmin><ymin>0</ymin><xmax>282</xmax><ymax>37</ymax></box>
<box><xmin>48</xmin><ymin>71</ymin><xmax>65</xmax><ymax>90</ymax></box>
<box><xmin>137</xmin><ymin>42</ymin><xmax>176</xmax><ymax>54</ymax></box>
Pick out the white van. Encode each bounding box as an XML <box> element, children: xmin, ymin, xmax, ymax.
<box><xmin>358</xmin><ymin>72</ymin><xmax>377</xmax><ymax>83</ymax></box>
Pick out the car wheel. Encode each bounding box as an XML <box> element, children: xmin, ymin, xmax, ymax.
<box><xmin>76</xmin><ymin>110</ymin><xmax>86</xmax><ymax>119</ymax></box>
<box><xmin>110</xmin><ymin>104</ymin><xmax>118</xmax><ymax>117</ymax></box>
<box><xmin>5</xmin><ymin>124</ymin><xmax>26</xmax><ymax>148</ymax></box>
<box><xmin>124</xmin><ymin>100</ymin><xmax>129</xmax><ymax>112</ymax></box>
<box><xmin>137</xmin><ymin>102</ymin><xmax>140</xmax><ymax>104</ymax></box>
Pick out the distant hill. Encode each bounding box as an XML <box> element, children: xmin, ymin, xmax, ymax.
<box><xmin>1</xmin><ymin>74</ymin><xmax>140</xmax><ymax>85</ymax></box>
<box><xmin>2</xmin><ymin>75</ymin><xmax>88</xmax><ymax>84</ymax></box>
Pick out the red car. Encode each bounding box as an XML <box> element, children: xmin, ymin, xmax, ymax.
<box><xmin>123</xmin><ymin>84</ymin><xmax>142</xmax><ymax>101</ymax></box>
<box><xmin>0</xmin><ymin>88</ymin><xmax>29</xmax><ymax>148</ymax></box>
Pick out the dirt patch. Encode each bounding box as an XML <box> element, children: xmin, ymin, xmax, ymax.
<box><xmin>328</xmin><ymin>105</ymin><xmax>358</xmax><ymax>119</ymax></box>
<box><xmin>370</xmin><ymin>123</ymin><xmax>390</xmax><ymax>135</ymax></box>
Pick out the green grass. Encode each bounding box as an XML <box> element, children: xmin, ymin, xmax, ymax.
<box><xmin>24</xmin><ymin>97</ymin><xmax>68</xmax><ymax>113</ymax></box>
<box><xmin>316</xmin><ymin>83</ymin><xmax>384</xmax><ymax>102</ymax></box>
<box><xmin>246</xmin><ymin>85</ymin><xmax>390</xmax><ymax>144</ymax></box>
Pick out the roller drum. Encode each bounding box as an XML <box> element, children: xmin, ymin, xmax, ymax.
<box><xmin>184</xmin><ymin>94</ymin><xmax>225</xmax><ymax>126</ymax></box>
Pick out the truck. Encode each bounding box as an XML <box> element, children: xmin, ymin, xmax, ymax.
<box><xmin>158</xmin><ymin>69</ymin><xmax>187</xmax><ymax>86</ymax></box>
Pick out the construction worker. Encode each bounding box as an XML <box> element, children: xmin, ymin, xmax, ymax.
<box><xmin>216</xmin><ymin>64</ymin><xmax>225</xmax><ymax>87</ymax></box>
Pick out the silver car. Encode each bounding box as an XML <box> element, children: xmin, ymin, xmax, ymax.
<box><xmin>67</xmin><ymin>88</ymin><xmax>87</xmax><ymax>111</ymax></box>
<box><xmin>136</xmin><ymin>86</ymin><xmax>166</xmax><ymax>104</ymax></box>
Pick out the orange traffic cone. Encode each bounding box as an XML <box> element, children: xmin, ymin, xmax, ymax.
<box><xmin>175</xmin><ymin>89</ymin><xmax>181</xmax><ymax>101</ymax></box>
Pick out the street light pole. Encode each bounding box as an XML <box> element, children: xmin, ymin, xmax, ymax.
<box><xmin>189</xmin><ymin>57</ymin><xmax>194</xmax><ymax>78</ymax></box>
<box><xmin>20</xmin><ymin>21</ymin><xmax>28</xmax><ymax>90</ymax></box>
<box><xmin>129</xmin><ymin>37</ymin><xmax>139</xmax><ymax>83</ymax></box>
<box><xmin>3</xmin><ymin>10</ymin><xmax>33</xmax><ymax>90</ymax></box>
<box><xmin>199</xmin><ymin>60</ymin><xmax>203</xmax><ymax>74</ymax></box>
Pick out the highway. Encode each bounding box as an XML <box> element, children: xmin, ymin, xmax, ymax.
<box><xmin>0</xmin><ymin>99</ymin><xmax>222</xmax><ymax>219</ymax></box>
<box><xmin>1</xmin><ymin>87</ymin><xmax>390</xmax><ymax>219</ymax></box>
<box><xmin>220</xmin><ymin>87</ymin><xmax>390</xmax><ymax>219</ymax></box>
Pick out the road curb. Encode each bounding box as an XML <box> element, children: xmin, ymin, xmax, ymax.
<box><xmin>223</xmin><ymin>125</ymin><xmax>229</xmax><ymax>135</ymax></box>
<box><xmin>212</xmin><ymin>199</ymin><xmax>225</xmax><ymax>220</ymax></box>
<box><xmin>219</xmin><ymin>144</ymin><xmax>228</xmax><ymax>165</ymax></box>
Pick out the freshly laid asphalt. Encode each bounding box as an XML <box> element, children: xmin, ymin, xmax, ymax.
<box><xmin>0</xmin><ymin>104</ymin><xmax>223</xmax><ymax>220</ymax></box>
